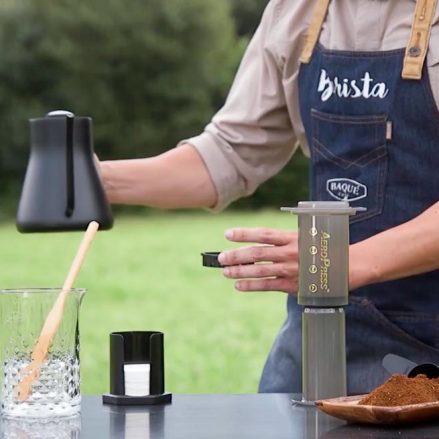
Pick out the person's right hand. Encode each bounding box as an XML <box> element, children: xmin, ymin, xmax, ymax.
<box><xmin>218</xmin><ymin>228</ymin><xmax>299</xmax><ymax>294</ymax></box>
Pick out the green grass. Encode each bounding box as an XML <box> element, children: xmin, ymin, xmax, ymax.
<box><xmin>0</xmin><ymin>210</ymin><xmax>297</xmax><ymax>394</ymax></box>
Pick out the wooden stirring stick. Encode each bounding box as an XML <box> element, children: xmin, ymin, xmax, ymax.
<box><xmin>17</xmin><ymin>221</ymin><xmax>100</xmax><ymax>401</ymax></box>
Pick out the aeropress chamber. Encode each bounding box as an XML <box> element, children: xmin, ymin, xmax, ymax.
<box><xmin>282</xmin><ymin>201</ymin><xmax>363</xmax><ymax>403</ymax></box>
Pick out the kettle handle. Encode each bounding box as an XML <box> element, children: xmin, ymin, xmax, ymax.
<box><xmin>65</xmin><ymin>115</ymin><xmax>75</xmax><ymax>217</ymax></box>
<box><xmin>48</xmin><ymin>111</ymin><xmax>75</xmax><ymax>217</ymax></box>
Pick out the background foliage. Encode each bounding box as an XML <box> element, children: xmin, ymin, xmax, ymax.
<box><xmin>231</xmin><ymin>0</ymin><xmax>271</xmax><ymax>36</ymax></box>
<box><xmin>0</xmin><ymin>0</ymin><xmax>308</xmax><ymax>213</ymax></box>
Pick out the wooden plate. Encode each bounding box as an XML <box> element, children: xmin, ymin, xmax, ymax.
<box><xmin>316</xmin><ymin>395</ymin><xmax>439</xmax><ymax>425</ymax></box>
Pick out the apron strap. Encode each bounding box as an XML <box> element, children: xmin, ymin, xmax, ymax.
<box><xmin>300</xmin><ymin>0</ymin><xmax>331</xmax><ymax>64</ymax></box>
<box><xmin>300</xmin><ymin>0</ymin><xmax>437</xmax><ymax>78</ymax></box>
<box><xmin>402</xmin><ymin>0</ymin><xmax>438</xmax><ymax>80</ymax></box>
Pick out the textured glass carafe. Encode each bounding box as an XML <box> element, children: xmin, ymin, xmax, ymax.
<box><xmin>0</xmin><ymin>288</ymin><xmax>86</xmax><ymax>418</ymax></box>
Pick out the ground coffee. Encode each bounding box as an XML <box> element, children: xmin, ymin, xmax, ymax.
<box><xmin>359</xmin><ymin>374</ymin><xmax>439</xmax><ymax>406</ymax></box>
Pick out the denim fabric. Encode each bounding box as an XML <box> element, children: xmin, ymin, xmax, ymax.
<box><xmin>259</xmin><ymin>44</ymin><xmax>439</xmax><ymax>394</ymax></box>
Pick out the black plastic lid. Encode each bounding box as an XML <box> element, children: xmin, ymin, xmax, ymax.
<box><xmin>201</xmin><ymin>252</ymin><xmax>224</xmax><ymax>268</ymax></box>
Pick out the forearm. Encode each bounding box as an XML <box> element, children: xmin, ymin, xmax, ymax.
<box><xmin>349</xmin><ymin>202</ymin><xmax>439</xmax><ymax>290</ymax></box>
<box><xmin>100</xmin><ymin>143</ymin><xmax>217</xmax><ymax>208</ymax></box>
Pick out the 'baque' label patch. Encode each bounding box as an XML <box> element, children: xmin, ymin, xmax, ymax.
<box><xmin>326</xmin><ymin>178</ymin><xmax>367</xmax><ymax>201</ymax></box>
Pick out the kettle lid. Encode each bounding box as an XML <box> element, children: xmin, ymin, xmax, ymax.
<box><xmin>46</xmin><ymin>110</ymin><xmax>75</xmax><ymax>118</ymax></box>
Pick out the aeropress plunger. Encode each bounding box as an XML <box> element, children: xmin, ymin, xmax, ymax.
<box><xmin>282</xmin><ymin>201</ymin><xmax>363</xmax><ymax>403</ymax></box>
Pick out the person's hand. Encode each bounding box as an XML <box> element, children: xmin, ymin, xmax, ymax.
<box><xmin>93</xmin><ymin>153</ymin><xmax>103</xmax><ymax>179</ymax></box>
<box><xmin>218</xmin><ymin>228</ymin><xmax>299</xmax><ymax>294</ymax></box>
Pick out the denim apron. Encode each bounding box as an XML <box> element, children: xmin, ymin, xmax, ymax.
<box><xmin>259</xmin><ymin>2</ymin><xmax>439</xmax><ymax>394</ymax></box>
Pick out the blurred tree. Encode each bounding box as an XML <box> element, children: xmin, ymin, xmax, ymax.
<box><xmin>0</xmin><ymin>0</ymin><xmax>308</xmax><ymax>214</ymax></box>
<box><xmin>231</xmin><ymin>0</ymin><xmax>269</xmax><ymax>36</ymax></box>
<box><xmin>0</xmin><ymin>0</ymin><xmax>241</xmax><ymax>196</ymax></box>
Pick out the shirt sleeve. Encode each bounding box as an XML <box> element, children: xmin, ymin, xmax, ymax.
<box><xmin>179</xmin><ymin>0</ymin><xmax>298</xmax><ymax>212</ymax></box>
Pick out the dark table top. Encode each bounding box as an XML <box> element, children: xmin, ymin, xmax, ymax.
<box><xmin>1</xmin><ymin>394</ymin><xmax>439</xmax><ymax>438</ymax></box>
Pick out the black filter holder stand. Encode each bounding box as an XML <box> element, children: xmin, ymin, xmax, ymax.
<box><xmin>102</xmin><ymin>331</ymin><xmax>172</xmax><ymax>406</ymax></box>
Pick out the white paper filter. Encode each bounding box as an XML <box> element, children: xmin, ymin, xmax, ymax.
<box><xmin>124</xmin><ymin>364</ymin><xmax>150</xmax><ymax>396</ymax></box>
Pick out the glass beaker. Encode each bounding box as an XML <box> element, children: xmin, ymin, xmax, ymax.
<box><xmin>0</xmin><ymin>414</ymin><xmax>81</xmax><ymax>439</ymax></box>
<box><xmin>0</xmin><ymin>288</ymin><xmax>86</xmax><ymax>418</ymax></box>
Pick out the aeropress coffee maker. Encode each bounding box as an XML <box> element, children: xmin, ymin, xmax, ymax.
<box><xmin>282</xmin><ymin>201</ymin><xmax>362</xmax><ymax>403</ymax></box>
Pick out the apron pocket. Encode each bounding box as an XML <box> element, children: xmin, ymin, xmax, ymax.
<box><xmin>383</xmin><ymin>309</ymin><xmax>439</xmax><ymax>351</ymax></box>
<box><xmin>350</xmin><ymin>296</ymin><xmax>439</xmax><ymax>358</ymax></box>
<box><xmin>311</xmin><ymin>109</ymin><xmax>388</xmax><ymax>224</ymax></box>
<box><xmin>346</xmin><ymin>296</ymin><xmax>439</xmax><ymax>393</ymax></box>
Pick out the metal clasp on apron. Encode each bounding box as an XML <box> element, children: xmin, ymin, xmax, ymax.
<box><xmin>300</xmin><ymin>0</ymin><xmax>438</xmax><ymax>81</ymax></box>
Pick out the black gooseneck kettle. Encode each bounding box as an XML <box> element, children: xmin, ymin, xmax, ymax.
<box><xmin>16</xmin><ymin>110</ymin><xmax>113</xmax><ymax>232</ymax></box>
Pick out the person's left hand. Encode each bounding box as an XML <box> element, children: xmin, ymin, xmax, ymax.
<box><xmin>218</xmin><ymin>228</ymin><xmax>299</xmax><ymax>294</ymax></box>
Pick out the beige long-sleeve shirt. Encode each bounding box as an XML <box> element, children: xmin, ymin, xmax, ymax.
<box><xmin>181</xmin><ymin>0</ymin><xmax>439</xmax><ymax>211</ymax></box>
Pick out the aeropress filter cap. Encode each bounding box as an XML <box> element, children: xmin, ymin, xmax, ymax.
<box><xmin>201</xmin><ymin>252</ymin><xmax>224</xmax><ymax>268</ymax></box>
<box><xmin>201</xmin><ymin>252</ymin><xmax>254</xmax><ymax>268</ymax></box>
